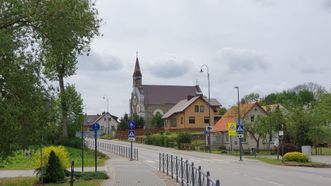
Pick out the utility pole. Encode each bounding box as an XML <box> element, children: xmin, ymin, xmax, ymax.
<box><xmin>235</xmin><ymin>86</ymin><xmax>243</xmax><ymax>161</ymax></box>
<box><xmin>200</xmin><ymin>64</ymin><xmax>211</xmax><ymax>153</ymax></box>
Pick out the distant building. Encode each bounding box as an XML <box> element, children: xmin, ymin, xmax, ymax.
<box><xmin>83</xmin><ymin>112</ymin><xmax>119</xmax><ymax>136</ymax></box>
<box><xmin>162</xmin><ymin>95</ymin><xmax>221</xmax><ymax>130</ymax></box>
<box><xmin>130</xmin><ymin>56</ymin><xmax>204</xmax><ymax>128</ymax></box>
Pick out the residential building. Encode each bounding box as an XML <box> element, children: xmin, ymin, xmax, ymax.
<box><xmin>130</xmin><ymin>56</ymin><xmax>203</xmax><ymax>128</ymax></box>
<box><xmin>211</xmin><ymin>102</ymin><xmax>267</xmax><ymax>150</ymax></box>
<box><xmin>84</xmin><ymin>112</ymin><xmax>119</xmax><ymax>136</ymax></box>
<box><xmin>162</xmin><ymin>95</ymin><xmax>221</xmax><ymax>130</ymax></box>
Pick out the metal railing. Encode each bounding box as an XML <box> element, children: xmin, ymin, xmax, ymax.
<box><xmin>85</xmin><ymin>139</ymin><xmax>138</xmax><ymax>160</ymax></box>
<box><xmin>159</xmin><ymin>153</ymin><xmax>220</xmax><ymax>186</ymax></box>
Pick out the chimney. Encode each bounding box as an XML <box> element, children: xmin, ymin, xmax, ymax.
<box><xmin>187</xmin><ymin>95</ymin><xmax>194</xmax><ymax>100</ymax></box>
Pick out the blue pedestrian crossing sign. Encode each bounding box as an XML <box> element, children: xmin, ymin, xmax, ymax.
<box><xmin>128</xmin><ymin>120</ymin><xmax>136</xmax><ymax>129</ymax></box>
<box><xmin>236</xmin><ymin>123</ymin><xmax>244</xmax><ymax>133</ymax></box>
<box><xmin>128</xmin><ymin>130</ymin><xmax>135</xmax><ymax>141</ymax></box>
<box><xmin>92</xmin><ymin>122</ymin><xmax>100</xmax><ymax>131</ymax></box>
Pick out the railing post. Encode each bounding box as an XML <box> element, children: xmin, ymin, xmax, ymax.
<box><xmin>171</xmin><ymin>155</ymin><xmax>173</xmax><ymax>179</ymax></box>
<box><xmin>186</xmin><ymin>160</ymin><xmax>189</xmax><ymax>186</ymax></box>
<box><xmin>207</xmin><ymin>171</ymin><xmax>210</xmax><ymax>186</ymax></box>
<box><xmin>216</xmin><ymin>179</ymin><xmax>220</xmax><ymax>186</ymax></box>
<box><xmin>166</xmin><ymin>154</ymin><xmax>169</xmax><ymax>175</ymax></box>
<box><xmin>191</xmin><ymin>162</ymin><xmax>195</xmax><ymax>186</ymax></box>
<box><xmin>159</xmin><ymin>153</ymin><xmax>161</xmax><ymax>171</ymax></box>
<box><xmin>198</xmin><ymin>166</ymin><xmax>202</xmax><ymax>186</ymax></box>
<box><xmin>181</xmin><ymin>158</ymin><xmax>184</xmax><ymax>186</ymax></box>
<box><xmin>176</xmin><ymin>156</ymin><xmax>178</xmax><ymax>183</ymax></box>
<box><xmin>70</xmin><ymin>160</ymin><xmax>74</xmax><ymax>186</ymax></box>
<box><xmin>162</xmin><ymin>153</ymin><xmax>165</xmax><ymax>173</ymax></box>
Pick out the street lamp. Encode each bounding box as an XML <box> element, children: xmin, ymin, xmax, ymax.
<box><xmin>234</xmin><ymin>86</ymin><xmax>243</xmax><ymax>161</ymax></box>
<box><xmin>200</xmin><ymin>64</ymin><xmax>211</xmax><ymax>153</ymax></box>
<box><xmin>103</xmin><ymin>96</ymin><xmax>110</xmax><ymax>135</ymax></box>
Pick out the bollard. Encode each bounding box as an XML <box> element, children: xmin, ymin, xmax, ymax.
<box><xmin>207</xmin><ymin>171</ymin><xmax>210</xmax><ymax>186</ymax></box>
<box><xmin>216</xmin><ymin>179</ymin><xmax>220</xmax><ymax>186</ymax></box>
<box><xmin>181</xmin><ymin>158</ymin><xmax>184</xmax><ymax>186</ymax></box>
<box><xmin>70</xmin><ymin>160</ymin><xmax>74</xmax><ymax>186</ymax></box>
<box><xmin>176</xmin><ymin>156</ymin><xmax>178</xmax><ymax>183</ymax></box>
<box><xmin>198</xmin><ymin>166</ymin><xmax>202</xmax><ymax>186</ymax></box>
<box><xmin>191</xmin><ymin>162</ymin><xmax>195</xmax><ymax>186</ymax></box>
<box><xmin>171</xmin><ymin>155</ymin><xmax>173</xmax><ymax>179</ymax></box>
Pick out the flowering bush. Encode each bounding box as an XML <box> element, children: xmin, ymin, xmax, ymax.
<box><xmin>283</xmin><ymin>152</ymin><xmax>309</xmax><ymax>162</ymax></box>
<box><xmin>35</xmin><ymin>145</ymin><xmax>70</xmax><ymax>170</ymax></box>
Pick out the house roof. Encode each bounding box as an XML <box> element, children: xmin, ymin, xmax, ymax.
<box><xmin>212</xmin><ymin>102</ymin><xmax>263</xmax><ymax>132</ymax></box>
<box><xmin>142</xmin><ymin>85</ymin><xmax>202</xmax><ymax>105</ymax></box>
<box><xmin>162</xmin><ymin>96</ymin><xmax>204</xmax><ymax>119</ymax></box>
<box><xmin>84</xmin><ymin>112</ymin><xmax>118</xmax><ymax>126</ymax></box>
<box><xmin>203</xmin><ymin>97</ymin><xmax>221</xmax><ymax>107</ymax></box>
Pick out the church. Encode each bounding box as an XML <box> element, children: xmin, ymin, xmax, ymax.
<box><xmin>130</xmin><ymin>56</ymin><xmax>203</xmax><ymax>128</ymax></box>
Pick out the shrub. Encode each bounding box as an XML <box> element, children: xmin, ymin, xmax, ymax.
<box><xmin>283</xmin><ymin>152</ymin><xmax>309</xmax><ymax>162</ymax></box>
<box><xmin>43</xmin><ymin>151</ymin><xmax>65</xmax><ymax>183</ymax></box>
<box><xmin>35</xmin><ymin>145</ymin><xmax>70</xmax><ymax>170</ymax></box>
<box><xmin>176</xmin><ymin>132</ymin><xmax>192</xmax><ymax>149</ymax></box>
<box><xmin>74</xmin><ymin>171</ymin><xmax>109</xmax><ymax>180</ymax></box>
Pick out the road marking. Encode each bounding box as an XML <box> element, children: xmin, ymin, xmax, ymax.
<box><xmin>144</xmin><ymin>160</ymin><xmax>156</xmax><ymax>163</ymax></box>
<box><xmin>268</xmin><ymin>181</ymin><xmax>287</xmax><ymax>186</ymax></box>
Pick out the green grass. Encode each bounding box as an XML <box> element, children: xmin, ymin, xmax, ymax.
<box><xmin>248</xmin><ymin>157</ymin><xmax>330</xmax><ymax>167</ymax></box>
<box><xmin>0</xmin><ymin>177</ymin><xmax>103</xmax><ymax>186</ymax></box>
<box><xmin>0</xmin><ymin>146</ymin><xmax>108</xmax><ymax>170</ymax></box>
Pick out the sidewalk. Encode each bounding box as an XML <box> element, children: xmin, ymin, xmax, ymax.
<box><xmin>102</xmin><ymin>154</ymin><xmax>177</xmax><ymax>186</ymax></box>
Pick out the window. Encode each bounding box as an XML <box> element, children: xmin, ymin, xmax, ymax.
<box><xmin>251</xmin><ymin>116</ymin><xmax>255</xmax><ymax>122</ymax></box>
<box><xmin>204</xmin><ymin>117</ymin><xmax>209</xmax><ymax>124</ymax></box>
<box><xmin>189</xmin><ymin>116</ymin><xmax>195</xmax><ymax>124</ymax></box>
<box><xmin>104</xmin><ymin>118</ymin><xmax>107</xmax><ymax>121</ymax></box>
<box><xmin>195</xmin><ymin>105</ymin><xmax>199</xmax><ymax>112</ymax></box>
<box><xmin>170</xmin><ymin>118</ymin><xmax>176</xmax><ymax>127</ymax></box>
<box><xmin>200</xmin><ymin>105</ymin><xmax>204</xmax><ymax>112</ymax></box>
<box><xmin>181</xmin><ymin>117</ymin><xmax>183</xmax><ymax>124</ymax></box>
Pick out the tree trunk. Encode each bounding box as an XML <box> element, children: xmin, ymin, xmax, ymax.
<box><xmin>256</xmin><ymin>138</ymin><xmax>260</xmax><ymax>153</ymax></box>
<box><xmin>59</xmin><ymin>74</ymin><xmax>68</xmax><ymax>137</ymax></box>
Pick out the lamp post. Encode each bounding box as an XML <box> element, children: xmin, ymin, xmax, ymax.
<box><xmin>103</xmin><ymin>96</ymin><xmax>110</xmax><ymax>135</ymax></box>
<box><xmin>200</xmin><ymin>64</ymin><xmax>211</xmax><ymax>153</ymax></box>
<box><xmin>234</xmin><ymin>86</ymin><xmax>243</xmax><ymax>161</ymax></box>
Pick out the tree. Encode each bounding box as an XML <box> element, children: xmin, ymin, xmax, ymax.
<box><xmin>43</xmin><ymin>151</ymin><xmax>65</xmax><ymax>183</ymax></box>
<box><xmin>1</xmin><ymin>0</ymin><xmax>101</xmax><ymax>138</ymax></box>
<box><xmin>151</xmin><ymin>112</ymin><xmax>164</xmax><ymax>128</ymax></box>
<box><xmin>244</xmin><ymin>116</ymin><xmax>267</xmax><ymax>152</ymax></box>
<box><xmin>131</xmin><ymin>114</ymin><xmax>145</xmax><ymax>129</ymax></box>
<box><xmin>117</xmin><ymin>113</ymin><xmax>130</xmax><ymax>131</ymax></box>
<box><xmin>218</xmin><ymin>107</ymin><xmax>227</xmax><ymax>116</ymax></box>
<box><xmin>243</xmin><ymin>93</ymin><xmax>260</xmax><ymax>103</ymax></box>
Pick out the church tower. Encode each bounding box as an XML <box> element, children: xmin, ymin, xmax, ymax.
<box><xmin>133</xmin><ymin>56</ymin><xmax>142</xmax><ymax>88</ymax></box>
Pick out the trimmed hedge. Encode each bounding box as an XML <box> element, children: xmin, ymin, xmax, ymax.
<box><xmin>145</xmin><ymin>133</ymin><xmax>177</xmax><ymax>147</ymax></box>
<box><xmin>283</xmin><ymin>152</ymin><xmax>309</xmax><ymax>162</ymax></box>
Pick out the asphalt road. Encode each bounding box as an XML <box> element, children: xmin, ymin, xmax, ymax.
<box><xmin>98</xmin><ymin>139</ymin><xmax>331</xmax><ymax>186</ymax></box>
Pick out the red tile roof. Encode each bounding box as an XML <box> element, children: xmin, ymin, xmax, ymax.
<box><xmin>212</xmin><ymin>103</ymin><xmax>256</xmax><ymax>132</ymax></box>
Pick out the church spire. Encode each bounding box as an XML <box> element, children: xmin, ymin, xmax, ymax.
<box><xmin>133</xmin><ymin>52</ymin><xmax>142</xmax><ymax>88</ymax></box>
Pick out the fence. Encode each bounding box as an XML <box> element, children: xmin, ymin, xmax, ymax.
<box><xmin>85</xmin><ymin>139</ymin><xmax>138</xmax><ymax>160</ymax></box>
<box><xmin>159</xmin><ymin>153</ymin><xmax>220</xmax><ymax>186</ymax></box>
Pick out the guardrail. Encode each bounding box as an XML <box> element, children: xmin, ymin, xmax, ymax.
<box><xmin>85</xmin><ymin>139</ymin><xmax>138</xmax><ymax>160</ymax></box>
<box><xmin>159</xmin><ymin>153</ymin><xmax>220</xmax><ymax>186</ymax></box>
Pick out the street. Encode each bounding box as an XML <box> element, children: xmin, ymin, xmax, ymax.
<box><xmin>98</xmin><ymin>139</ymin><xmax>331</xmax><ymax>186</ymax></box>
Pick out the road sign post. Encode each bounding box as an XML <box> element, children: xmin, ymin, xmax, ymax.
<box><xmin>236</xmin><ymin>120</ymin><xmax>244</xmax><ymax>161</ymax></box>
<box><xmin>128</xmin><ymin>120</ymin><xmax>136</xmax><ymax>160</ymax></box>
<box><xmin>92</xmin><ymin>122</ymin><xmax>100</xmax><ymax>172</ymax></box>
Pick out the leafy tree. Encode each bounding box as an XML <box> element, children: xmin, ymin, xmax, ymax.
<box><xmin>244</xmin><ymin>116</ymin><xmax>267</xmax><ymax>152</ymax></box>
<box><xmin>43</xmin><ymin>151</ymin><xmax>65</xmax><ymax>183</ymax></box>
<box><xmin>1</xmin><ymin>0</ymin><xmax>101</xmax><ymax>138</ymax></box>
<box><xmin>243</xmin><ymin>93</ymin><xmax>260</xmax><ymax>103</ymax></box>
<box><xmin>151</xmin><ymin>112</ymin><xmax>164</xmax><ymax>128</ymax></box>
<box><xmin>117</xmin><ymin>113</ymin><xmax>130</xmax><ymax>131</ymax></box>
<box><xmin>131</xmin><ymin>114</ymin><xmax>144</xmax><ymax>129</ymax></box>
<box><xmin>218</xmin><ymin>107</ymin><xmax>227</xmax><ymax>116</ymax></box>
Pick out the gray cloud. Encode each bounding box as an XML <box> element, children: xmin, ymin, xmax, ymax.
<box><xmin>78</xmin><ymin>52</ymin><xmax>123</xmax><ymax>72</ymax></box>
<box><xmin>147</xmin><ymin>58</ymin><xmax>193</xmax><ymax>78</ymax></box>
<box><xmin>323</xmin><ymin>0</ymin><xmax>331</xmax><ymax>9</ymax></box>
<box><xmin>217</xmin><ymin>48</ymin><xmax>268</xmax><ymax>72</ymax></box>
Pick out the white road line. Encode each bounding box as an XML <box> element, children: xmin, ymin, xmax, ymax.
<box><xmin>144</xmin><ymin>160</ymin><xmax>156</xmax><ymax>163</ymax></box>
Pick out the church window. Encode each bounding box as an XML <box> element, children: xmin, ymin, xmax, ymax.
<box><xmin>189</xmin><ymin>116</ymin><xmax>195</xmax><ymax>124</ymax></box>
<box><xmin>195</xmin><ymin>105</ymin><xmax>199</xmax><ymax>112</ymax></box>
<box><xmin>200</xmin><ymin>106</ymin><xmax>204</xmax><ymax>112</ymax></box>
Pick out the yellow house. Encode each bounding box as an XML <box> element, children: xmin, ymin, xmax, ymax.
<box><xmin>162</xmin><ymin>96</ymin><xmax>219</xmax><ymax>130</ymax></box>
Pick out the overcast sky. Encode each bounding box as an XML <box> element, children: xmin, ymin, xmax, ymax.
<box><xmin>67</xmin><ymin>0</ymin><xmax>331</xmax><ymax>117</ymax></box>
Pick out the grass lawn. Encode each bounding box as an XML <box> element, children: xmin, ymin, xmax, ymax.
<box><xmin>312</xmin><ymin>147</ymin><xmax>331</xmax><ymax>155</ymax></box>
<box><xmin>247</xmin><ymin>157</ymin><xmax>331</xmax><ymax>167</ymax></box>
<box><xmin>0</xmin><ymin>177</ymin><xmax>103</xmax><ymax>186</ymax></box>
<box><xmin>0</xmin><ymin>146</ymin><xmax>108</xmax><ymax>170</ymax></box>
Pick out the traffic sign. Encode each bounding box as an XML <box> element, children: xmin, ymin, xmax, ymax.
<box><xmin>236</xmin><ymin>124</ymin><xmax>244</xmax><ymax>133</ymax></box>
<box><xmin>128</xmin><ymin>120</ymin><xmax>136</xmax><ymax>129</ymax></box>
<box><xmin>228</xmin><ymin>122</ymin><xmax>236</xmax><ymax>136</ymax></box>
<box><xmin>128</xmin><ymin>130</ymin><xmax>135</xmax><ymax>141</ymax></box>
<box><xmin>92</xmin><ymin>122</ymin><xmax>100</xmax><ymax>131</ymax></box>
